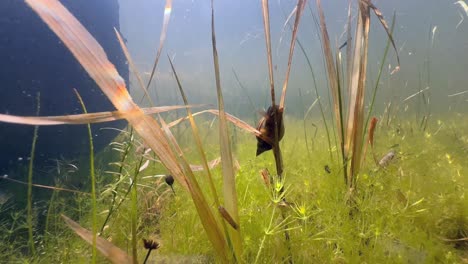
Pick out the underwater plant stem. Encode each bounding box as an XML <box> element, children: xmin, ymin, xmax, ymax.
<box><xmin>309</xmin><ymin>4</ymin><xmax>341</xmax><ymax>161</ymax></box>
<box><xmin>167</xmin><ymin>55</ymin><xmax>234</xmax><ymax>253</ymax></box>
<box><xmin>45</xmin><ymin>186</ymin><xmax>58</xmax><ymax>237</ymax></box>
<box><xmin>254</xmin><ymin>207</ymin><xmax>275</xmax><ymax>264</ymax></box>
<box><xmin>74</xmin><ymin>89</ymin><xmax>97</xmax><ymax>263</ymax></box>
<box><xmin>143</xmin><ymin>249</ymin><xmax>153</xmax><ymax>264</ymax></box>
<box><xmin>294</xmin><ymin>36</ymin><xmax>332</xmax><ymax>161</ymax></box>
<box><xmin>232</xmin><ymin>68</ymin><xmax>257</xmax><ymax>123</ymax></box>
<box><xmin>27</xmin><ymin>92</ymin><xmax>40</xmax><ymax>256</ymax></box>
<box><xmin>254</xmin><ymin>235</ymin><xmax>267</xmax><ymax>264</ymax></box>
<box><xmin>261</xmin><ymin>1</ymin><xmax>293</xmax><ymax>262</ymax></box>
<box><xmin>298</xmin><ymin>88</ymin><xmax>312</xmax><ymax>161</ymax></box>
<box><xmin>335</xmin><ymin>51</ymin><xmax>348</xmax><ymax>185</ymax></box>
<box><xmin>362</xmin><ymin>12</ymin><xmax>396</xmax><ymax>152</ymax></box>
<box><xmin>211</xmin><ymin>1</ymin><xmax>242</xmax><ymax>261</ymax></box>
<box><xmin>131</xmin><ymin>157</ymin><xmax>143</xmax><ymax>264</ymax></box>
<box><xmin>100</xmin><ymin>130</ymin><xmax>133</xmax><ymax>234</ymax></box>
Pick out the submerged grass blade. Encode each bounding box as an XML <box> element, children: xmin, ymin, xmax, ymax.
<box><xmin>345</xmin><ymin>0</ymin><xmax>353</xmax><ymax>98</ymax></box>
<box><xmin>0</xmin><ymin>105</ymin><xmax>202</xmax><ymax>126</ymax></box>
<box><xmin>25</xmin><ymin>0</ymin><xmax>229</xmax><ymax>260</ymax></box>
<box><xmin>211</xmin><ymin>0</ymin><xmax>242</xmax><ymax>260</ymax></box>
<box><xmin>279</xmin><ymin>0</ymin><xmax>306</xmax><ymax>109</ymax></box>
<box><xmin>316</xmin><ymin>0</ymin><xmax>344</xmax><ymax>149</ymax></box>
<box><xmin>346</xmin><ymin>1</ymin><xmax>371</xmax><ymax>188</ymax></box>
<box><xmin>367</xmin><ymin>1</ymin><xmax>400</xmax><ymax>68</ymax></box>
<box><xmin>283</xmin><ymin>6</ymin><xmax>332</xmax><ymax>158</ymax></box>
<box><xmin>261</xmin><ymin>0</ymin><xmax>276</xmax><ymax>108</ymax></box>
<box><xmin>144</xmin><ymin>0</ymin><xmax>173</xmax><ymax>95</ymax></box>
<box><xmin>115</xmin><ymin>29</ymin><xmax>154</xmax><ymax>106</ymax></box>
<box><xmin>168</xmin><ymin>56</ymin><xmax>220</xmax><ymax>199</ymax></box>
<box><xmin>362</xmin><ymin>12</ymin><xmax>396</xmax><ymax>154</ymax></box>
<box><xmin>61</xmin><ymin>215</ymin><xmax>132</xmax><ymax>264</ymax></box>
<box><xmin>1</xmin><ymin>177</ymin><xmax>89</xmax><ymax>195</ymax></box>
<box><xmin>168</xmin><ymin>109</ymin><xmax>265</xmax><ymax>139</ymax></box>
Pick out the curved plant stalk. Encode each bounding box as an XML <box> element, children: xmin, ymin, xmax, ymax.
<box><xmin>130</xmin><ymin>155</ymin><xmax>146</xmax><ymax>264</ymax></box>
<box><xmin>144</xmin><ymin>0</ymin><xmax>173</xmax><ymax>100</ymax></box>
<box><xmin>296</xmin><ymin>36</ymin><xmax>332</xmax><ymax>160</ymax></box>
<box><xmin>0</xmin><ymin>105</ymin><xmax>201</xmax><ymax>126</ymax></box>
<box><xmin>27</xmin><ymin>93</ymin><xmax>40</xmax><ymax>256</ymax></box>
<box><xmin>279</xmin><ymin>3</ymin><xmax>331</xmax><ymax>161</ymax></box>
<box><xmin>100</xmin><ymin>129</ymin><xmax>134</xmax><ymax>234</ymax></box>
<box><xmin>74</xmin><ymin>89</ymin><xmax>97</xmax><ymax>263</ymax></box>
<box><xmin>210</xmin><ymin>0</ymin><xmax>242</xmax><ymax>260</ymax></box>
<box><xmin>279</xmin><ymin>0</ymin><xmax>307</xmax><ymax>110</ymax></box>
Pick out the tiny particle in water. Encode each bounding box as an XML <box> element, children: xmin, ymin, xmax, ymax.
<box><xmin>17</xmin><ymin>157</ymin><xmax>23</xmax><ymax>161</ymax></box>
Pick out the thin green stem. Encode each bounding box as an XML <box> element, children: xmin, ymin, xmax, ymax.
<box><xmin>27</xmin><ymin>92</ymin><xmax>40</xmax><ymax>256</ymax></box>
<box><xmin>131</xmin><ymin>159</ymin><xmax>142</xmax><ymax>264</ymax></box>
<box><xmin>74</xmin><ymin>89</ymin><xmax>97</xmax><ymax>263</ymax></box>
<box><xmin>100</xmin><ymin>130</ymin><xmax>133</xmax><ymax>233</ymax></box>
<box><xmin>143</xmin><ymin>249</ymin><xmax>152</xmax><ymax>264</ymax></box>
<box><xmin>295</xmin><ymin>36</ymin><xmax>332</xmax><ymax>162</ymax></box>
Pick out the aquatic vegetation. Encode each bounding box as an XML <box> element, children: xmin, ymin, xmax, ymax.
<box><xmin>0</xmin><ymin>0</ymin><xmax>466</xmax><ymax>263</ymax></box>
<box><xmin>27</xmin><ymin>93</ymin><xmax>40</xmax><ymax>255</ymax></box>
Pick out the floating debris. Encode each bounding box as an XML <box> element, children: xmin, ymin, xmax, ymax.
<box><xmin>260</xmin><ymin>168</ymin><xmax>272</xmax><ymax>187</ymax></box>
<box><xmin>448</xmin><ymin>90</ymin><xmax>468</xmax><ymax>97</ymax></box>
<box><xmin>379</xmin><ymin>150</ymin><xmax>396</xmax><ymax>168</ymax></box>
<box><xmin>368</xmin><ymin>117</ymin><xmax>378</xmax><ymax>148</ymax></box>
<box><xmin>403</xmin><ymin>87</ymin><xmax>430</xmax><ymax>102</ymax></box>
